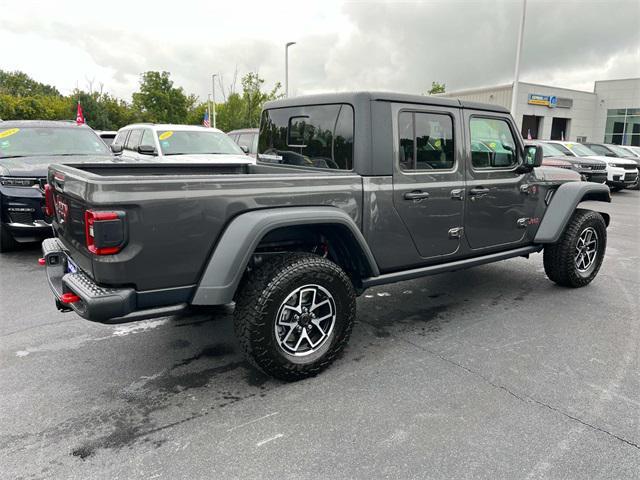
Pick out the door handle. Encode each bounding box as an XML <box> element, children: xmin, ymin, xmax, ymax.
<box><xmin>469</xmin><ymin>187</ymin><xmax>490</xmax><ymax>200</ymax></box>
<box><xmin>451</xmin><ymin>188</ymin><xmax>464</xmax><ymax>200</ymax></box>
<box><xmin>404</xmin><ymin>190</ymin><xmax>430</xmax><ymax>200</ymax></box>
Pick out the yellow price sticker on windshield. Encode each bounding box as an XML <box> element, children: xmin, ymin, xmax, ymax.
<box><xmin>488</xmin><ymin>142</ymin><xmax>497</xmax><ymax>150</ymax></box>
<box><xmin>0</xmin><ymin>128</ymin><xmax>19</xmax><ymax>139</ymax></box>
<box><xmin>434</xmin><ymin>139</ymin><xmax>441</xmax><ymax>148</ymax></box>
<box><xmin>159</xmin><ymin>131</ymin><xmax>173</xmax><ymax>140</ymax></box>
<box><xmin>566</xmin><ymin>143</ymin><xmax>573</xmax><ymax>148</ymax></box>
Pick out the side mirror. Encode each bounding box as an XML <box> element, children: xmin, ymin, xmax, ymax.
<box><xmin>110</xmin><ymin>144</ymin><xmax>123</xmax><ymax>155</ymax></box>
<box><xmin>137</xmin><ymin>144</ymin><xmax>157</xmax><ymax>156</ymax></box>
<box><xmin>523</xmin><ymin>145</ymin><xmax>544</xmax><ymax>169</ymax></box>
<box><xmin>240</xmin><ymin>145</ymin><xmax>250</xmax><ymax>154</ymax></box>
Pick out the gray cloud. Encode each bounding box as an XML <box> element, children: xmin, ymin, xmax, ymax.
<box><xmin>4</xmin><ymin>0</ymin><xmax>639</xmax><ymax>102</ymax></box>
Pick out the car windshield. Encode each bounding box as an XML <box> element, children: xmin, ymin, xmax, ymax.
<box><xmin>157</xmin><ymin>130</ymin><xmax>244</xmax><ymax>156</ymax></box>
<box><xmin>539</xmin><ymin>143</ymin><xmax>567</xmax><ymax>157</ymax></box>
<box><xmin>0</xmin><ymin>126</ymin><xmax>110</xmax><ymax>158</ymax></box>
<box><xmin>607</xmin><ymin>144</ymin><xmax>633</xmax><ymax>157</ymax></box>
<box><xmin>566</xmin><ymin>143</ymin><xmax>598</xmax><ymax>157</ymax></box>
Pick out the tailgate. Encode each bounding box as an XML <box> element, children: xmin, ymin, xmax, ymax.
<box><xmin>48</xmin><ymin>166</ymin><xmax>95</xmax><ymax>277</ymax></box>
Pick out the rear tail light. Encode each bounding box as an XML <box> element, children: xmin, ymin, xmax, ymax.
<box><xmin>44</xmin><ymin>184</ymin><xmax>54</xmax><ymax>216</ymax></box>
<box><xmin>84</xmin><ymin>210</ymin><xmax>126</xmax><ymax>255</ymax></box>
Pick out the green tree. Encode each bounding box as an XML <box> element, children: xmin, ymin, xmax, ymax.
<box><xmin>0</xmin><ymin>70</ymin><xmax>61</xmax><ymax>97</ymax></box>
<box><xmin>426</xmin><ymin>81</ymin><xmax>446</xmax><ymax>95</ymax></box>
<box><xmin>132</xmin><ymin>71</ymin><xmax>194</xmax><ymax>123</ymax></box>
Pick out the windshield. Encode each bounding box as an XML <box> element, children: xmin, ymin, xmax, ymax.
<box><xmin>0</xmin><ymin>126</ymin><xmax>110</xmax><ymax>158</ymax></box>
<box><xmin>607</xmin><ymin>144</ymin><xmax>633</xmax><ymax>157</ymax></box>
<box><xmin>566</xmin><ymin>143</ymin><xmax>598</xmax><ymax>157</ymax></box>
<box><xmin>157</xmin><ymin>130</ymin><xmax>244</xmax><ymax>156</ymax></box>
<box><xmin>539</xmin><ymin>143</ymin><xmax>567</xmax><ymax>157</ymax></box>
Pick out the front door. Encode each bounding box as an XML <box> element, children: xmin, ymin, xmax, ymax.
<box><xmin>463</xmin><ymin>111</ymin><xmax>531</xmax><ymax>250</ymax></box>
<box><xmin>392</xmin><ymin>106</ymin><xmax>465</xmax><ymax>259</ymax></box>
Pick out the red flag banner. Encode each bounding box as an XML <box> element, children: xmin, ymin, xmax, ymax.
<box><xmin>76</xmin><ymin>101</ymin><xmax>85</xmax><ymax>125</ymax></box>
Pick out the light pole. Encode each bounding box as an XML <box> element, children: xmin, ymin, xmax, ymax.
<box><xmin>285</xmin><ymin>42</ymin><xmax>296</xmax><ymax>98</ymax></box>
<box><xmin>510</xmin><ymin>0</ymin><xmax>527</xmax><ymax>117</ymax></box>
<box><xmin>211</xmin><ymin>74</ymin><xmax>218</xmax><ymax>129</ymax></box>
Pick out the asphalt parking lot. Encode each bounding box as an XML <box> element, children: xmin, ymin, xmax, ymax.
<box><xmin>1</xmin><ymin>190</ymin><xmax>638</xmax><ymax>480</ymax></box>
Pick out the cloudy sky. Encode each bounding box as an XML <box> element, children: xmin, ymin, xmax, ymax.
<box><xmin>1</xmin><ymin>0</ymin><xmax>638</xmax><ymax>102</ymax></box>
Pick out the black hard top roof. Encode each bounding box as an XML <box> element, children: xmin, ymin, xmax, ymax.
<box><xmin>264</xmin><ymin>91</ymin><xmax>509</xmax><ymax>113</ymax></box>
<box><xmin>0</xmin><ymin>120</ymin><xmax>90</xmax><ymax>128</ymax></box>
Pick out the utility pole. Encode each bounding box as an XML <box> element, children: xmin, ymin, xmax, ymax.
<box><xmin>285</xmin><ymin>42</ymin><xmax>296</xmax><ymax>98</ymax></box>
<box><xmin>211</xmin><ymin>74</ymin><xmax>218</xmax><ymax>129</ymax></box>
<box><xmin>510</xmin><ymin>0</ymin><xmax>527</xmax><ymax>117</ymax></box>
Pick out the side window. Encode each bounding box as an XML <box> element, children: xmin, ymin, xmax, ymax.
<box><xmin>125</xmin><ymin>129</ymin><xmax>142</xmax><ymax>150</ymax></box>
<box><xmin>258</xmin><ymin>104</ymin><xmax>354</xmax><ymax>170</ymax></box>
<box><xmin>398</xmin><ymin>111</ymin><xmax>454</xmax><ymax>171</ymax></box>
<box><xmin>237</xmin><ymin>133</ymin><xmax>253</xmax><ymax>151</ymax></box>
<box><xmin>140</xmin><ymin>129</ymin><xmax>155</xmax><ymax>147</ymax></box>
<box><xmin>470</xmin><ymin>117</ymin><xmax>518</xmax><ymax>169</ymax></box>
<box><xmin>113</xmin><ymin>130</ymin><xmax>129</xmax><ymax>147</ymax></box>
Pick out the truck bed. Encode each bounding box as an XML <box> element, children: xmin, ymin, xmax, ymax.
<box><xmin>48</xmin><ymin>162</ymin><xmax>363</xmax><ymax>299</ymax></box>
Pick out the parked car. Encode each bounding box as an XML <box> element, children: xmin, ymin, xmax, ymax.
<box><xmin>113</xmin><ymin>124</ymin><xmax>254</xmax><ymax>164</ymax></box>
<box><xmin>525</xmin><ymin>141</ymin><xmax>607</xmax><ymax>183</ymax></box>
<box><xmin>41</xmin><ymin>92</ymin><xmax>610</xmax><ymax>381</ymax></box>
<box><xmin>619</xmin><ymin>145</ymin><xmax>640</xmax><ymax>159</ymax></box>
<box><xmin>582</xmin><ymin>142</ymin><xmax>640</xmax><ymax>190</ymax></box>
<box><xmin>95</xmin><ymin>130</ymin><xmax>117</xmax><ymax>146</ymax></box>
<box><xmin>0</xmin><ymin>121</ymin><xmax>115</xmax><ymax>252</ymax></box>
<box><xmin>227</xmin><ymin>128</ymin><xmax>259</xmax><ymax>158</ymax></box>
<box><xmin>545</xmin><ymin>141</ymin><xmax>638</xmax><ymax>191</ymax></box>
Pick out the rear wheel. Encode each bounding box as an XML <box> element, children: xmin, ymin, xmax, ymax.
<box><xmin>234</xmin><ymin>253</ymin><xmax>356</xmax><ymax>381</ymax></box>
<box><xmin>543</xmin><ymin>209</ymin><xmax>606</xmax><ymax>288</ymax></box>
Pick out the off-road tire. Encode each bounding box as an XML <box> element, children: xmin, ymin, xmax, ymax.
<box><xmin>0</xmin><ymin>223</ymin><xmax>17</xmax><ymax>253</ymax></box>
<box><xmin>543</xmin><ymin>209</ymin><xmax>606</xmax><ymax>288</ymax></box>
<box><xmin>234</xmin><ymin>253</ymin><xmax>356</xmax><ymax>381</ymax></box>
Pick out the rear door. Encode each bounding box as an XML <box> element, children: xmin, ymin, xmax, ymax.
<box><xmin>392</xmin><ymin>104</ymin><xmax>465</xmax><ymax>259</ymax></box>
<box><xmin>463</xmin><ymin>111</ymin><xmax>531</xmax><ymax>250</ymax></box>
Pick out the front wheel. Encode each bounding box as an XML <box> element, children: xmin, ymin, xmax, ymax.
<box><xmin>543</xmin><ymin>209</ymin><xmax>607</xmax><ymax>288</ymax></box>
<box><xmin>234</xmin><ymin>253</ymin><xmax>356</xmax><ymax>381</ymax></box>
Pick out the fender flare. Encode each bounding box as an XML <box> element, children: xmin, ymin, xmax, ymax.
<box><xmin>534</xmin><ymin>182</ymin><xmax>611</xmax><ymax>244</ymax></box>
<box><xmin>191</xmin><ymin>207</ymin><xmax>379</xmax><ymax>305</ymax></box>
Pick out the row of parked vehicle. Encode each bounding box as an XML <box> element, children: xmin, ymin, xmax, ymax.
<box><xmin>0</xmin><ymin>116</ymin><xmax>638</xmax><ymax>253</ymax></box>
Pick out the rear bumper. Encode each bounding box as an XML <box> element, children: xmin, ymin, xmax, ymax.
<box><xmin>41</xmin><ymin>238</ymin><xmax>187</xmax><ymax>324</ymax></box>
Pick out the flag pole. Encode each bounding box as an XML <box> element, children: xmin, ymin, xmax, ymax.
<box><xmin>510</xmin><ymin>0</ymin><xmax>527</xmax><ymax>117</ymax></box>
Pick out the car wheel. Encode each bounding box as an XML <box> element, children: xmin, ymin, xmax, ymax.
<box><xmin>234</xmin><ymin>253</ymin><xmax>356</xmax><ymax>381</ymax></box>
<box><xmin>0</xmin><ymin>222</ymin><xmax>17</xmax><ymax>253</ymax></box>
<box><xmin>543</xmin><ymin>209</ymin><xmax>607</xmax><ymax>288</ymax></box>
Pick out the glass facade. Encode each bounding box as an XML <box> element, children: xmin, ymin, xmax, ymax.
<box><xmin>604</xmin><ymin>108</ymin><xmax>640</xmax><ymax>146</ymax></box>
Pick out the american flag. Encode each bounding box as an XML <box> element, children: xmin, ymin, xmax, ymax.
<box><xmin>202</xmin><ymin>109</ymin><xmax>210</xmax><ymax>128</ymax></box>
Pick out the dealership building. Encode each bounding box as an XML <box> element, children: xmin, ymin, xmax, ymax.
<box><xmin>443</xmin><ymin>78</ymin><xmax>640</xmax><ymax>146</ymax></box>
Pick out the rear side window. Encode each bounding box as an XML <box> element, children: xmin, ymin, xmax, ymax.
<box><xmin>470</xmin><ymin>117</ymin><xmax>518</xmax><ymax>169</ymax></box>
<box><xmin>125</xmin><ymin>129</ymin><xmax>142</xmax><ymax>150</ymax></box>
<box><xmin>398</xmin><ymin>111</ymin><xmax>455</xmax><ymax>171</ymax></box>
<box><xmin>258</xmin><ymin>104</ymin><xmax>354</xmax><ymax>170</ymax></box>
<box><xmin>113</xmin><ymin>130</ymin><xmax>129</xmax><ymax>147</ymax></box>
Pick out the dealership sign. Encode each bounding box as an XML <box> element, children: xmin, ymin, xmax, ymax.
<box><xmin>528</xmin><ymin>93</ymin><xmax>558</xmax><ymax>108</ymax></box>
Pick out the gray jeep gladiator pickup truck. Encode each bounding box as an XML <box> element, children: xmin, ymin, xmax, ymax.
<box><xmin>41</xmin><ymin>92</ymin><xmax>611</xmax><ymax>381</ymax></box>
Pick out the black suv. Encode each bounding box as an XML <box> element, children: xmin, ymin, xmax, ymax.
<box><xmin>0</xmin><ymin>121</ymin><xmax>113</xmax><ymax>251</ymax></box>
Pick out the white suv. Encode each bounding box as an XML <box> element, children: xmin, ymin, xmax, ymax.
<box><xmin>546</xmin><ymin>141</ymin><xmax>638</xmax><ymax>191</ymax></box>
<box><xmin>112</xmin><ymin>124</ymin><xmax>254</xmax><ymax>165</ymax></box>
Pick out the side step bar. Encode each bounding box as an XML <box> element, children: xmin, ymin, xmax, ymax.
<box><xmin>362</xmin><ymin>245</ymin><xmax>543</xmax><ymax>288</ymax></box>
